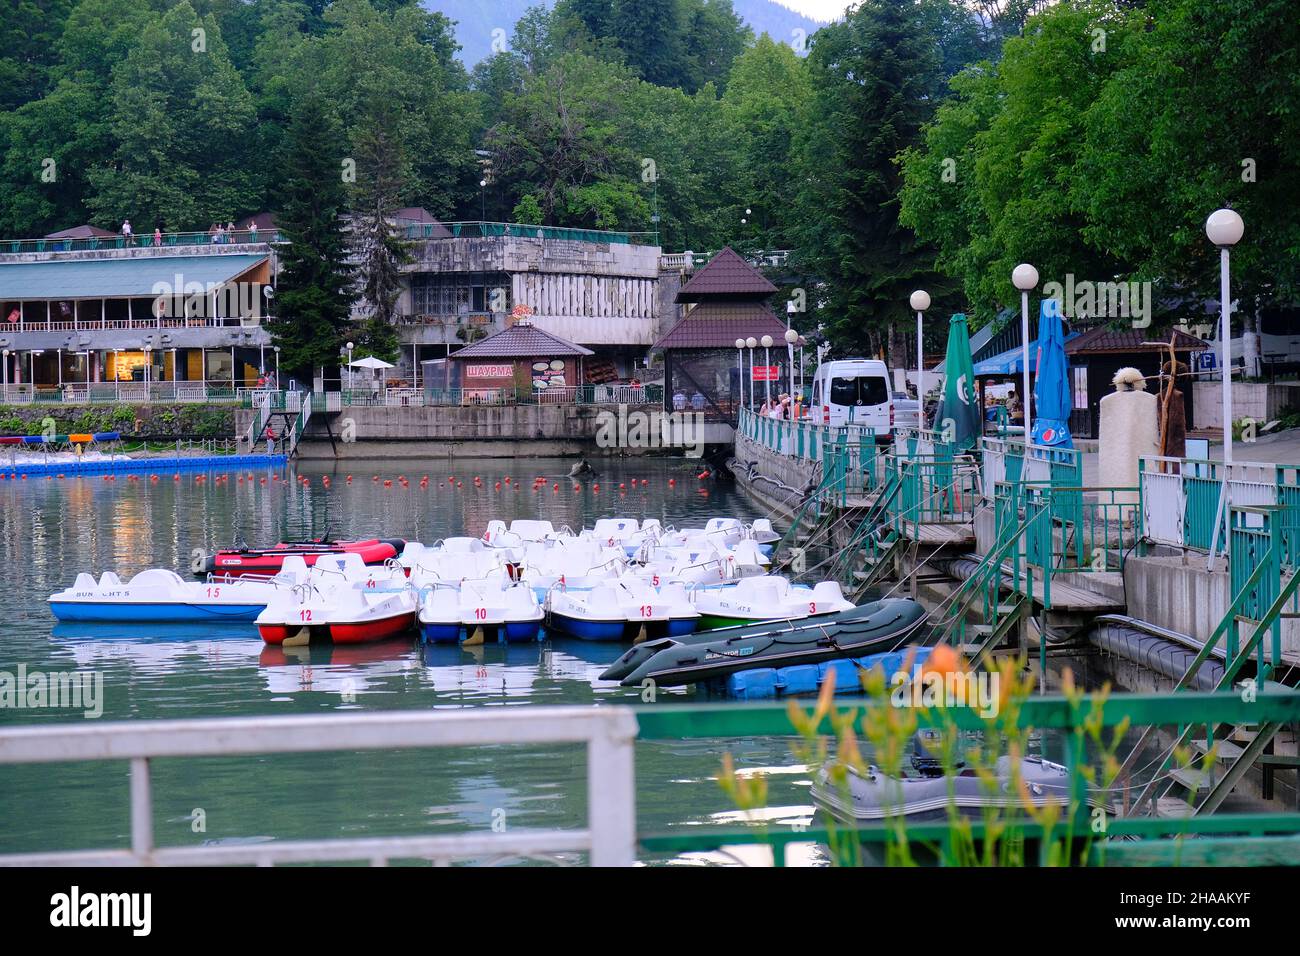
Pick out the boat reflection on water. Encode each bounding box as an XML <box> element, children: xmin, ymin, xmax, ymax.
<box><xmin>418</xmin><ymin>635</ymin><xmax>640</xmax><ymax>704</ymax></box>
<box><xmin>53</xmin><ymin>621</ymin><xmax>262</xmax><ymax>644</ymax></box>
<box><xmin>51</xmin><ymin>622</ymin><xmax>266</xmax><ymax>672</ymax></box>
<box><xmin>258</xmin><ymin>637</ymin><xmax>419</xmax><ymax>696</ymax></box>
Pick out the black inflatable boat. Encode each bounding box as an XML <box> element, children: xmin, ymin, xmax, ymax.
<box><xmin>605</xmin><ymin>597</ymin><xmax>928</xmax><ymax>687</ymax></box>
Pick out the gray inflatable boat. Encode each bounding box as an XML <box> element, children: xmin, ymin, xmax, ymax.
<box><xmin>811</xmin><ymin>729</ymin><xmax>1103</xmax><ymax>822</ymax></box>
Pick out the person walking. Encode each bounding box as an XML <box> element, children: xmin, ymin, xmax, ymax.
<box><xmin>152</xmin><ymin>227</ymin><xmax>162</xmax><ymax>247</ymax></box>
<box><xmin>121</xmin><ymin>219</ymin><xmax>132</xmax><ymax>245</ymax></box>
<box><xmin>264</xmin><ymin>424</ymin><xmax>276</xmax><ymax>454</ymax></box>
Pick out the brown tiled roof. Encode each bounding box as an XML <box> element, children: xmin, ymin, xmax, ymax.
<box><xmin>653</xmin><ymin>302</ymin><xmax>789</xmax><ymax>350</ymax></box>
<box><xmin>44</xmin><ymin>224</ymin><xmax>117</xmax><ymax>239</ymax></box>
<box><xmin>1065</xmin><ymin>325</ymin><xmax>1209</xmax><ymax>355</ymax></box>
<box><xmin>394</xmin><ymin>208</ymin><xmax>453</xmax><ymax>238</ymax></box>
<box><xmin>676</xmin><ymin>247</ymin><xmax>778</xmax><ymax>301</ymax></box>
<box><xmin>450</xmin><ymin>322</ymin><xmax>593</xmax><ymax>358</ymax></box>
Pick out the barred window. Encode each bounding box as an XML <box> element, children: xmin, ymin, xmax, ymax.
<box><xmin>410</xmin><ymin>273</ymin><xmax>509</xmax><ymax>316</ymax></box>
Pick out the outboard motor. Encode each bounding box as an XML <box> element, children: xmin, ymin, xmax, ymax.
<box><xmin>910</xmin><ymin>728</ymin><xmax>966</xmax><ymax>777</ymax></box>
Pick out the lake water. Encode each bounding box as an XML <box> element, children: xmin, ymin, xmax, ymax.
<box><xmin>0</xmin><ymin>457</ymin><xmax>837</xmax><ymax>864</ymax></box>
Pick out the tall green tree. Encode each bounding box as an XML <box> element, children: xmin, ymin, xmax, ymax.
<box><xmin>0</xmin><ymin>0</ymin><xmax>75</xmax><ymax>111</ymax></box>
<box><xmin>793</xmin><ymin>0</ymin><xmax>948</xmax><ymax>362</ymax></box>
<box><xmin>268</xmin><ymin>95</ymin><xmax>354</xmax><ymax>381</ymax></box>
<box><xmin>486</xmin><ymin>53</ymin><xmax>646</xmax><ymax>228</ymax></box>
<box><xmin>349</xmin><ymin>95</ymin><xmax>412</xmax><ymax>359</ymax></box>
<box><xmin>721</xmin><ymin>35</ymin><xmax>811</xmax><ymax>250</ymax></box>
<box><xmin>84</xmin><ymin>2</ymin><xmax>258</xmax><ymax>229</ymax></box>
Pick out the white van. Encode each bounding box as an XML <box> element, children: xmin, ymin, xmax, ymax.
<box><xmin>809</xmin><ymin>358</ymin><xmax>894</xmax><ymax>439</ymax></box>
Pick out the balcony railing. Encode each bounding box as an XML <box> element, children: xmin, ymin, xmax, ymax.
<box><xmin>0</xmin><ymin>229</ymin><xmax>283</xmax><ymax>255</ymax></box>
<box><xmin>344</xmin><ymin>384</ymin><xmax>663</xmax><ymax>408</ymax></box>
<box><xmin>1</xmin><ymin>381</ymin><xmax>245</xmax><ymax>405</ymax></box>
<box><xmin>398</xmin><ymin>220</ymin><xmax>657</xmax><ymax>246</ymax></box>
<box><xmin>1</xmin><ymin>314</ymin><xmax>266</xmax><ymax>333</ymax></box>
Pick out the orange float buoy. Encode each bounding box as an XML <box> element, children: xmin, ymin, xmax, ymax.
<box><xmin>668</xmin><ymin>478</ymin><xmax>676</xmax><ymax>487</ymax></box>
<box><xmin>592</xmin><ymin>483</ymin><xmax>599</xmax><ymax>492</ymax></box>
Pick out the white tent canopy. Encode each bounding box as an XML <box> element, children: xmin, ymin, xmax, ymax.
<box><xmin>346</xmin><ymin>356</ymin><xmax>394</xmax><ymax>369</ymax></box>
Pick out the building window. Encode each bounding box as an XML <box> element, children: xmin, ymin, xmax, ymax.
<box><xmin>411</xmin><ymin>273</ymin><xmax>509</xmax><ymax>317</ymax></box>
<box><xmin>1072</xmin><ymin>366</ymin><xmax>1088</xmax><ymax>409</ymax></box>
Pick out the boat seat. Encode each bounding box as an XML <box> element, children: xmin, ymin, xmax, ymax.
<box><xmin>128</xmin><ymin>568</ymin><xmax>186</xmax><ymax>587</ymax></box>
<box><xmin>98</xmin><ymin>571</ymin><xmax>122</xmax><ymax>587</ymax></box>
<box><xmin>278</xmin><ymin>555</ymin><xmax>310</xmax><ymax>580</ymax></box>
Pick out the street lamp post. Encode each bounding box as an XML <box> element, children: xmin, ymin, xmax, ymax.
<box><xmin>2</xmin><ymin>349</ymin><xmax>8</xmax><ymax>398</ymax></box>
<box><xmin>144</xmin><ymin>346</ymin><xmax>151</xmax><ymax>392</ymax></box>
<box><xmin>735</xmin><ymin>338</ymin><xmax>745</xmax><ymax>415</ymax></box>
<box><xmin>745</xmin><ymin>337</ymin><xmax>757</xmax><ymax>410</ymax></box>
<box><xmin>273</xmin><ymin>346</ymin><xmax>280</xmax><ymax>388</ymax></box>
<box><xmin>345</xmin><ymin>341</ymin><xmax>354</xmax><ymax>393</ymax></box>
<box><xmin>479</xmin><ymin>180</ymin><xmax>487</xmax><ymax>221</ymax></box>
<box><xmin>1012</xmin><ymin>263</ymin><xmax>1039</xmax><ymax>444</ymax></box>
<box><xmin>761</xmin><ymin>334</ymin><xmax>773</xmax><ymax>406</ymax></box>
<box><xmin>784</xmin><ymin>327</ymin><xmax>798</xmax><ymax>406</ymax></box>
<box><xmin>797</xmin><ymin>336</ymin><xmax>807</xmax><ymax>399</ymax></box>
<box><xmin>909</xmin><ymin>289</ymin><xmax>930</xmax><ymax>416</ymax></box>
<box><xmin>1205</xmin><ymin>208</ymin><xmax>1245</xmax><ymax>568</ymax></box>
<box><xmin>1206</xmin><ymin>209</ymin><xmax>1244</xmax><ymax>463</ymax></box>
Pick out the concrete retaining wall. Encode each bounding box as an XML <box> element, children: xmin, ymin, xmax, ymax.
<box><xmin>1124</xmin><ymin>553</ymin><xmax>1299</xmax><ymax>665</ymax></box>
<box><xmin>236</xmin><ymin>403</ymin><xmax>729</xmax><ymax>459</ymax></box>
<box><xmin>1192</xmin><ymin>380</ymin><xmax>1300</xmax><ymax>429</ymax></box>
<box><xmin>730</xmin><ymin>432</ymin><xmax>818</xmax><ymax>520</ymax></box>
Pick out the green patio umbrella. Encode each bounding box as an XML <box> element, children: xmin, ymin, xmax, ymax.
<box><xmin>932</xmin><ymin>313</ymin><xmax>981</xmax><ymax>450</ymax></box>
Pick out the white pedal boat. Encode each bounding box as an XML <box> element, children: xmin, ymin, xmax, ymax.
<box><xmin>256</xmin><ymin>577</ymin><xmax>417</xmax><ymax>646</ymax></box>
<box><xmin>546</xmin><ymin>579</ymin><xmax>699</xmax><ymax>642</ymax></box>
<box><xmin>691</xmin><ymin>577</ymin><xmax>855</xmax><ymax>629</ymax></box>
<box><xmin>48</xmin><ymin>568</ymin><xmax>301</xmax><ymax>623</ymax></box>
<box><xmin>418</xmin><ymin>581</ymin><xmax>543</xmax><ymax>644</ymax></box>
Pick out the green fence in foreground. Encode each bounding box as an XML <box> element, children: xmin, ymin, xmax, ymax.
<box><xmin>633</xmin><ymin>691</ymin><xmax>1300</xmax><ymax>866</ymax></box>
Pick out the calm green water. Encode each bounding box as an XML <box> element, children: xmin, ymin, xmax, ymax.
<box><xmin>0</xmin><ymin>457</ymin><xmax>829</xmax><ymax>864</ymax></box>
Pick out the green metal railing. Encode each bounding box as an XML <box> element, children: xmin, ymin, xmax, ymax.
<box><xmin>738</xmin><ymin>407</ymin><xmax>881</xmax><ymax>498</ymax></box>
<box><xmin>1140</xmin><ymin>456</ymin><xmax>1300</xmax><ymax>560</ymax></box>
<box><xmin>0</xmin><ymin>229</ymin><xmax>283</xmax><ymax>254</ymax></box>
<box><xmin>398</xmin><ymin>220</ymin><xmax>658</xmax><ymax>246</ymax></box>
<box><xmin>633</xmin><ymin>691</ymin><xmax>1300</xmax><ymax>865</ymax></box>
<box><xmin>886</xmin><ymin>454</ymin><xmax>980</xmax><ymax>531</ymax></box>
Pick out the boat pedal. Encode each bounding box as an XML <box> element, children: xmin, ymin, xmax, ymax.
<box><xmin>282</xmin><ymin>626</ymin><xmax>312</xmax><ymax>648</ymax></box>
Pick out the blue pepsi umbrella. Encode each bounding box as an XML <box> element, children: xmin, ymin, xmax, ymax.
<box><xmin>1030</xmin><ymin>298</ymin><xmax>1073</xmax><ymax>448</ymax></box>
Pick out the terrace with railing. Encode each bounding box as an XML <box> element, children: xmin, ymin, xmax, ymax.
<box><xmin>0</xmin><ymin>229</ymin><xmax>283</xmax><ymax>256</ymax></box>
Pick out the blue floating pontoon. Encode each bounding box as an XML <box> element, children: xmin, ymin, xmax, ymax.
<box><xmin>707</xmin><ymin>647</ymin><xmax>935</xmax><ymax>700</ymax></box>
<box><xmin>5</xmin><ymin>454</ymin><xmax>287</xmax><ymax>478</ymax></box>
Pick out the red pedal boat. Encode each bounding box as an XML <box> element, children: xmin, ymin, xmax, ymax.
<box><xmin>198</xmin><ymin>538</ymin><xmax>405</xmax><ymax>577</ymax></box>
